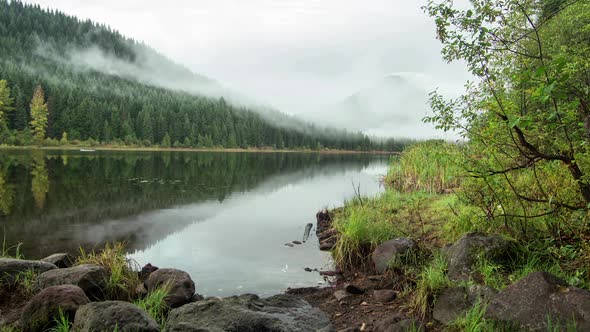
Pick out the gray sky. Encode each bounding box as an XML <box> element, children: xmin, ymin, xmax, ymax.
<box><xmin>24</xmin><ymin>0</ymin><xmax>470</xmax><ymax>138</ymax></box>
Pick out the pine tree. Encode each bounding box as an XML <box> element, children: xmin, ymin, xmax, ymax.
<box><xmin>29</xmin><ymin>85</ymin><xmax>48</xmax><ymax>145</ymax></box>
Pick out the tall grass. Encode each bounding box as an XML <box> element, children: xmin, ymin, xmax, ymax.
<box><xmin>1</xmin><ymin>232</ymin><xmax>23</xmax><ymax>259</ymax></box>
<box><xmin>332</xmin><ymin>192</ymin><xmax>407</xmax><ymax>270</ymax></box>
<box><xmin>134</xmin><ymin>283</ymin><xmax>171</xmax><ymax>326</ymax></box>
<box><xmin>76</xmin><ymin>242</ymin><xmax>140</xmax><ymax>300</ymax></box>
<box><xmin>387</xmin><ymin>141</ymin><xmax>463</xmax><ymax>194</ymax></box>
<box><xmin>410</xmin><ymin>251</ymin><xmax>449</xmax><ymax>318</ymax></box>
<box><xmin>447</xmin><ymin>301</ymin><xmax>495</xmax><ymax>332</ymax></box>
<box><xmin>48</xmin><ymin>309</ymin><xmax>71</xmax><ymax>332</ymax></box>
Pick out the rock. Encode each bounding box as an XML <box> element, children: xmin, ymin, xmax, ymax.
<box><xmin>139</xmin><ymin>263</ymin><xmax>159</xmax><ymax>282</ymax></box>
<box><xmin>71</xmin><ymin>301</ymin><xmax>159</xmax><ymax>332</ymax></box>
<box><xmin>304</xmin><ymin>267</ymin><xmax>313</xmax><ymax>272</ymax></box>
<box><xmin>338</xmin><ymin>328</ymin><xmax>360</xmax><ymax>332</ymax></box>
<box><xmin>432</xmin><ymin>285</ymin><xmax>496</xmax><ymax>324</ymax></box>
<box><xmin>485</xmin><ymin>272</ymin><xmax>590</xmax><ymax>331</ymax></box>
<box><xmin>445</xmin><ymin>232</ymin><xmax>514</xmax><ymax>281</ymax></box>
<box><xmin>319</xmin><ymin>237</ymin><xmax>337</xmax><ymax>251</ymax></box>
<box><xmin>0</xmin><ymin>258</ymin><xmax>57</xmax><ymax>285</ymax></box>
<box><xmin>285</xmin><ymin>243</ymin><xmax>295</xmax><ymax>247</ymax></box>
<box><xmin>20</xmin><ymin>284</ymin><xmax>90</xmax><ymax>332</ymax></box>
<box><xmin>371</xmin><ymin>238</ymin><xmax>418</xmax><ymax>273</ymax></box>
<box><xmin>292</xmin><ymin>240</ymin><xmax>302</xmax><ymax>245</ymax></box>
<box><xmin>34</xmin><ymin>264</ymin><xmax>108</xmax><ymax>300</ymax></box>
<box><xmin>40</xmin><ymin>253</ymin><xmax>74</xmax><ymax>268</ymax></box>
<box><xmin>373</xmin><ymin>289</ymin><xmax>397</xmax><ymax>303</ymax></box>
<box><xmin>344</xmin><ymin>283</ymin><xmax>364</xmax><ymax>295</ymax></box>
<box><xmin>316</xmin><ymin>209</ymin><xmax>333</xmax><ymax>242</ymax></box>
<box><xmin>433</xmin><ymin>287</ymin><xmax>470</xmax><ymax>324</ymax></box>
<box><xmin>374</xmin><ymin>316</ymin><xmax>402</xmax><ymax>332</ymax></box>
<box><xmin>318</xmin><ymin>228</ymin><xmax>338</xmax><ymax>241</ymax></box>
<box><xmin>389</xmin><ymin>319</ymin><xmax>425</xmax><ymax>332</ymax></box>
<box><xmin>166</xmin><ymin>293</ymin><xmax>333</xmax><ymax>332</ymax></box>
<box><xmin>145</xmin><ymin>268</ymin><xmax>195</xmax><ymax>308</ymax></box>
<box><xmin>334</xmin><ymin>290</ymin><xmax>350</xmax><ymax>301</ymax></box>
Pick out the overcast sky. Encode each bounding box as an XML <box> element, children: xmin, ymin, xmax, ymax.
<box><xmin>23</xmin><ymin>0</ymin><xmax>470</xmax><ymax>138</ymax></box>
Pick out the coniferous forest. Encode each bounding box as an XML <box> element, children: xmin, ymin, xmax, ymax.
<box><xmin>0</xmin><ymin>1</ymin><xmax>407</xmax><ymax>151</ymax></box>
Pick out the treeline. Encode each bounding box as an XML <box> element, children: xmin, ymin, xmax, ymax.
<box><xmin>0</xmin><ymin>0</ymin><xmax>408</xmax><ymax>151</ymax></box>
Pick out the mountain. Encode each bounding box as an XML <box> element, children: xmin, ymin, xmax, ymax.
<box><xmin>0</xmin><ymin>1</ymin><xmax>403</xmax><ymax>151</ymax></box>
<box><xmin>301</xmin><ymin>74</ymin><xmax>436</xmax><ymax>138</ymax></box>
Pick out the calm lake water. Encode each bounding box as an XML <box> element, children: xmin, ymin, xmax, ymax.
<box><xmin>0</xmin><ymin>149</ymin><xmax>389</xmax><ymax>296</ymax></box>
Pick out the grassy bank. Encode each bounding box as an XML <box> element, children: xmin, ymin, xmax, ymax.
<box><xmin>329</xmin><ymin>141</ymin><xmax>590</xmax><ymax>329</ymax></box>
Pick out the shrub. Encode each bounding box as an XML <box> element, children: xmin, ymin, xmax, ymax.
<box><xmin>76</xmin><ymin>242</ymin><xmax>140</xmax><ymax>300</ymax></box>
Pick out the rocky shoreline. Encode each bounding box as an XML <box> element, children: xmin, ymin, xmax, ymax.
<box><xmin>2</xmin><ymin>210</ymin><xmax>590</xmax><ymax>331</ymax></box>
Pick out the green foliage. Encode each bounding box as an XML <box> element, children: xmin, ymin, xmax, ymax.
<box><xmin>134</xmin><ymin>284</ymin><xmax>171</xmax><ymax>326</ymax></box>
<box><xmin>410</xmin><ymin>251</ymin><xmax>449</xmax><ymax>318</ymax></box>
<box><xmin>29</xmin><ymin>86</ymin><xmax>48</xmax><ymax>145</ymax></box>
<box><xmin>388</xmin><ymin>141</ymin><xmax>463</xmax><ymax>193</ymax></box>
<box><xmin>1</xmin><ymin>233</ymin><xmax>23</xmax><ymax>259</ymax></box>
<box><xmin>424</xmin><ymin>0</ymin><xmax>590</xmax><ymax>239</ymax></box>
<box><xmin>546</xmin><ymin>316</ymin><xmax>578</xmax><ymax>332</ymax></box>
<box><xmin>48</xmin><ymin>309</ymin><xmax>71</xmax><ymax>332</ymax></box>
<box><xmin>0</xmin><ymin>325</ymin><xmax>22</xmax><ymax>332</ymax></box>
<box><xmin>0</xmin><ymin>80</ymin><xmax>14</xmax><ymax>132</ymax></box>
<box><xmin>13</xmin><ymin>269</ymin><xmax>37</xmax><ymax>296</ymax></box>
<box><xmin>447</xmin><ymin>301</ymin><xmax>495</xmax><ymax>332</ymax></box>
<box><xmin>76</xmin><ymin>242</ymin><xmax>140</xmax><ymax>300</ymax></box>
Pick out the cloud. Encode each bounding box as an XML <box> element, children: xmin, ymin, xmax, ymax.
<box><xmin>22</xmin><ymin>0</ymin><xmax>471</xmax><ymax>138</ymax></box>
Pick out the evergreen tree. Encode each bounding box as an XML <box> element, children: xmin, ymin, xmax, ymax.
<box><xmin>29</xmin><ymin>85</ymin><xmax>48</xmax><ymax>145</ymax></box>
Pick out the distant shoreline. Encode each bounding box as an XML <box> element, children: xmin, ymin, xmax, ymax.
<box><xmin>0</xmin><ymin>145</ymin><xmax>399</xmax><ymax>155</ymax></box>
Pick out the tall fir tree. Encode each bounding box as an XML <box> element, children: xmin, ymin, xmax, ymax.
<box><xmin>29</xmin><ymin>85</ymin><xmax>48</xmax><ymax>145</ymax></box>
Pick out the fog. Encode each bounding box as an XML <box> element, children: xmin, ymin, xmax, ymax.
<box><xmin>23</xmin><ymin>0</ymin><xmax>471</xmax><ymax>139</ymax></box>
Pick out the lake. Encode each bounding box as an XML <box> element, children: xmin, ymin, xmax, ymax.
<box><xmin>0</xmin><ymin>149</ymin><xmax>389</xmax><ymax>297</ymax></box>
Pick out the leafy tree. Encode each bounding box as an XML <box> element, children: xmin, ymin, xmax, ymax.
<box><xmin>424</xmin><ymin>0</ymin><xmax>590</xmax><ymax>234</ymax></box>
<box><xmin>162</xmin><ymin>132</ymin><xmax>171</xmax><ymax>147</ymax></box>
<box><xmin>0</xmin><ymin>80</ymin><xmax>14</xmax><ymax>140</ymax></box>
<box><xmin>29</xmin><ymin>85</ymin><xmax>48</xmax><ymax>145</ymax></box>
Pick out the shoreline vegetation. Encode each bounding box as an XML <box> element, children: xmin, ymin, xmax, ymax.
<box><xmin>0</xmin><ymin>144</ymin><xmax>398</xmax><ymax>155</ymax></box>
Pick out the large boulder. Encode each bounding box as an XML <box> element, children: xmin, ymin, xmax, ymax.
<box><xmin>145</xmin><ymin>268</ymin><xmax>195</xmax><ymax>308</ymax></box>
<box><xmin>485</xmin><ymin>272</ymin><xmax>590</xmax><ymax>331</ymax></box>
<box><xmin>445</xmin><ymin>233</ymin><xmax>514</xmax><ymax>281</ymax></box>
<box><xmin>40</xmin><ymin>253</ymin><xmax>74</xmax><ymax>268</ymax></box>
<box><xmin>165</xmin><ymin>294</ymin><xmax>333</xmax><ymax>332</ymax></box>
<box><xmin>71</xmin><ymin>301</ymin><xmax>159</xmax><ymax>332</ymax></box>
<box><xmin>0</xmin><ymin>258</ymin><xmax>56</xmax><ymax>285</ymax></box>
<box><xmin>34</xmin><ymin>264</ymin><xmax>108</xmax><ymax>300</ymax></box>
<box><xmin>371</xmin><ymin>238</ymin><xmax>417</xmax><ymax>273</ymax></box>
<box><xmin>433</xmin><ymin>285</ymin><xmax>497</xmax><ymax>324</ymax></box>
<box><xmin>20</xmin><ymin>284</ymin><xmax>90</xmax><ymax>332</ymax></box>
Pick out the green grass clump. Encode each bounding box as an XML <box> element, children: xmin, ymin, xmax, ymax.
<box><xmin>76</xmin><ymin>242</ymin><xmax>140</xmax><ymax>300</ymax></box>
<box><xmin>1</xmin><ymin>234</ymin><xmax>23</xmax><ymax>259</ymax></box>
<box><xmin>134</xmin><ymin>283</ymin><xmax>171</xmax><ymax>326</ymax></box>
<box><xmin>48</xmin><ymin>309</ymin><xmax>71</xmax><ymax>332</ymax></box>
<box><xmin>13</xmin><ymin>269</ymin><xmax>37</xmax><ymax>296</ymax></box>
<box><xmin>387</xmin><ymin>141</ymin><xmax>463</xmax><ymax>194</ymax></box>
<box><xmin>447</xmin><ymin>301</ymin><xmax>495</xmax><ymax>332</ymax></box>
<box><xmin>410</xmin><ymin>251</ymin><xmax>450</xmax><ymax>318</ymax></box>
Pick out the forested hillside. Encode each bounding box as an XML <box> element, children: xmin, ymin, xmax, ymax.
<box><xmin>0</xmin><ymin>0</ymin><xmax>403</xmax><ymax>151</ymax></box>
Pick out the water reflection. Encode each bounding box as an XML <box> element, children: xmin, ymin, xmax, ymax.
<box><xmin>0</xmin><ymin>150</ymin><xmax>389</xmax><ymax>262</ymax></box>
<box><xmin>31</xmin><ymin>152</ymin><xmax>49</xmax><ymax>209</ymax></box>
